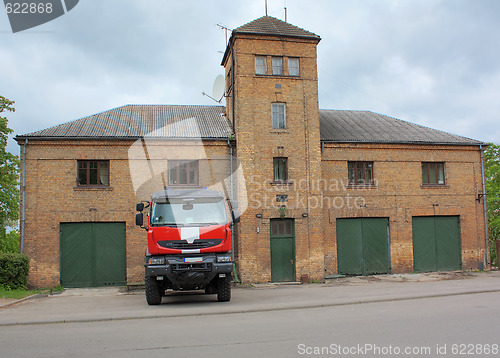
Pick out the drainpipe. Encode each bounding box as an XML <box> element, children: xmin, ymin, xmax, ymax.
<box><xmin>229</xmin><ymin>37</ymin><xmax>240</xmax><ymax>282</ymax></box>
<box><xmin>231</xmin><ymin>37</ymin><xmax>236</xmax><ymax>135</ymax></box>
<box><xmin>228</xmin><ymin>138</ymin><xmax>239</xmax><ymax>283</ymax></box>
<box><xmin>479</xmin><ymin>145</ymin><xmax>490</xmax><ymax>269</ymax></box>
<box><xmin>228</xmin><ymin>139</ymin><xmax>234</xmax><ymax>261</ymax></box>
<box><xmin>20</xmin><ymin>139</ymin><xmax>27</xmax><ymax>253</ymax></box>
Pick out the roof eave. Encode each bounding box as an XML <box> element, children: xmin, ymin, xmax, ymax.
<box><xmin>233</xmin><ymin>30</ymin><xmax>321</xmax><ymax>41</ymax></box>
<box><xmin>14</xmin><ymin>135</ymin><xmax>231</xmax><ymax>143</ymax></box>
<box><xmin>221</xmin><ymin>35</ymin><xmax>235</xmax><ymax>67</ymax></box>
<box><xmin>320</xmin><ymin>139</ymin><xmax>487</xmax><ymax>146</ymax></box>
<box><xmin>221</xmin><ymin>31</ymin><xmax>321</xmax><ymax>67</ymax></box>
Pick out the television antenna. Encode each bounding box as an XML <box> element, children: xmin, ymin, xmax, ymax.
<box><xmin>264</xmin><ymin>0</ymin><xmax>289</xmax><ymax>21</ymax></box>
<box><xmin>202</xmin><ymin>23</ymin><xmax>232</xmax><ymax>103</ymax></box>
<box><xmin>217</xmin><ymin>24</ymin><xmax>232</xmax><ymax>46</ymax></box>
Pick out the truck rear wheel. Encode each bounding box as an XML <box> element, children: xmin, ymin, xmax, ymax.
<box><xmin>217</xmin><ymin>278</ymin><xmax>231</xmax><ymax>302</ymax></box>
<box><xmin>145</xmin><ymin>276</ymin><xmax>162</xmax><ymax>305</ymax></box>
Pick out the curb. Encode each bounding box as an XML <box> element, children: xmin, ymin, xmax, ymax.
<box><xmin>0</xmin><ymin>288</ymin><xmax>498</xmax><ymax>327</ymax></box>
<box><xmin>0</xmin><ymin>293</ymin><xmax>47</xmax><ymax>310</ymax></box>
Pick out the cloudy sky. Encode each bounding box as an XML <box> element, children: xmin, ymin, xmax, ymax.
<box><xmin>2</xmin><ymin>0</ymin><xmax>499</xmax><ymax>155</ymax></box>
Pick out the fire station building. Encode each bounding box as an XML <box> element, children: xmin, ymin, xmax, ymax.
<box><xmin>16</xmin><ymin>16</ymin><xmax>488</xmax><ymax>287</ymax></box>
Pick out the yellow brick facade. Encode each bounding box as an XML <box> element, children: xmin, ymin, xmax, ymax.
<box><xmin>18</xmin><ymin>17</ymin><xmax>488</xmax><ymax>287</ymax></box>
<box><xmin>20</xmin><ymin>139</ymin><xmax>232</xmax><ymax>287</ymax></box>
<box><xmin>321</xmin><ymin>143</ymin><xmax>487</xmax><ymax>275</ymax></box>
<box><xmin>223</xmin><ymin>32</ymin><xmax>325</xmax><ymax>283</ymax></box>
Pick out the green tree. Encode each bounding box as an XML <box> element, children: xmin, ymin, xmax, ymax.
<box><xmin>0</xmin><ymin>230</ymin><xmax>20</xmax><ymax>253</ymax></box>
<box><xmin>484</xmin><ymin>143</ymin><xmax>500</xmax><ymax>266</ymax></box>
<box><xmin>0</xmin><ymin>96</ymin><xmax>20</xmax><ymax>253</ymax></box>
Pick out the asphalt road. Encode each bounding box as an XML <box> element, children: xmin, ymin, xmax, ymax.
<box><xmin>1</xmin><ymin>290</ymin><xmax>499</xmax><ymax>357</ymax></box>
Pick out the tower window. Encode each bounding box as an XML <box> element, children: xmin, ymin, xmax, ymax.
<box><xmin>272</xmin><ymin>57</ymin><xmax>283</xmax><ymax>75</ymax></box>
<box><xmin>273</xmin><ymin>157</ymin><xmax>288</xmax><ymax>182</ymax></box>
<box><xmin>255</xmin><ymin>56</ymin><xmax>267</xmax><ymax>75</ymax></box>
<box><xmin>288</xmin><ymin>58</ymin><xmax>300</xmax><ymax>76</ymax></box>
<box><xmin>272</xmin><ymin>103</ymin><xmax>286</xmax><ymax>129</ymax></box>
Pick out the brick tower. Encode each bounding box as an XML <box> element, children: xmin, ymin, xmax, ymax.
<box><xmin>222</xmin><ymin>16</ymin><xmax>324</xmax><ymax>283</ymax></box>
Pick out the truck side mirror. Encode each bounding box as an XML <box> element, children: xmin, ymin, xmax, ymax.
<box><xmin>136</xmin><ymin>203</ymin><xmax>144</xmax><ymax>212</ymax></box>
<box><xmin>232</xmin><ymin>210</ymin><xmax>241</xmax><ymax>224</ymax></box>
<box><xmin>135</xmin><ymin>212</ymin><xmax>144</xmax><ymax>226</ymax></box>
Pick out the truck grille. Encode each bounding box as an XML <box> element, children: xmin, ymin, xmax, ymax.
<box><xmin>171</xmin><ymin>263</ymin><xmax>212</xmax><ymax>271</ymax></box>
<box><xmin>158</xmin><ymin>239</ymin><xmax>223</xmax><ymax>250</ymax></box>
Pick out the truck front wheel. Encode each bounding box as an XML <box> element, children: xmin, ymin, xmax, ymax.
<box><xmin>217</xmin><ymin>277</ymin><xmax>231</xmax><ymax>302</ymax></box>
<box><xmin>145</xmin><ymin>276</ymin><xmax>162</xmax><ymax>305</ymax></box>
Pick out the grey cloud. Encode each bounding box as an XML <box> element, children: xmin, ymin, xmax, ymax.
<box><xmin>3</xmin><ymin>0</ymin><xmax>500</xmax><ymax>156</ymax></box>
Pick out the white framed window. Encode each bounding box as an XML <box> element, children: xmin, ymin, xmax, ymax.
<box><xmin>272</xmin><ymin>57</ymin><xmax>283</xmax><ymax>75</ymax></box>
<box><xmin>288</xmin><ymin>57</ymin><xmax>299</xmax><ymax>76</ymax></box>
<box><xmin>272</xmin><ymin>103</ymin><xmax>286</xmax><ymax>129</ymax></box>
<box><xmin>255</xmin><ymin>56</ymin><xmax>267</xmax><ymax>75</ymax></box>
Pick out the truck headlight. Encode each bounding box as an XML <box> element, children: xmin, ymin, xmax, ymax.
<box><xmin>217</xmin><ymin>255</ymin><xmax>232</xmax><ymax>263</ymax></box>
<box><xmin>148</xmin><ymin>257</ymin><xmax>165</xmax><ymax>265</ymax></box>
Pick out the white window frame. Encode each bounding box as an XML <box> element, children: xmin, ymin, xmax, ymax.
<box><xmin>272</xmin><ymin>103</ymin><xmax>286</xmax><ymax>129</ymax></box>
<box><xmin>288</xmin><ymin>57</ymin><xmax>300</xmax><ymax>76</ymax></box>
<box><xmin>255</xmin><ymin>56</ymin><xmax>267</xmax><ymax>75</ymax></box>
<box><xmin>272</xmin><ymin>57</ymin><xmax>283</xmax><ymax>75</ymax></box>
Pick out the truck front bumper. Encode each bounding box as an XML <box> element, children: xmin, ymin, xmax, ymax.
<box><xmin>145</xmin><ymin>255</ymin><xmax>233</xmax><ymax>290</ymax></box>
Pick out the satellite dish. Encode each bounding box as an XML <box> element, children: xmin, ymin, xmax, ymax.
<box><xmin>212</xmin><ymin>75</ymin><xmax>225</xmax><ymax>102</ymax></box>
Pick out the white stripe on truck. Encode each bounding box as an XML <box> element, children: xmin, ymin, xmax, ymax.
<box><xmin>181</xmin><ymin>249</ymin><xmax>201</xmax><ymax>254</ymax></box>
<box><xmin>181</xmin><ymin>227</ymin><xmax>200</xmax><ymax>243</ymax></box>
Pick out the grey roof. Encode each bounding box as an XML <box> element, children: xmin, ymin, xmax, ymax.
<box><xmin>319</xmin><ymin>110</ymin><xmax>484</xmax><ymax>145</ymax></box>
<box><xmin>17</xmin><ymin>105</ymin><xmax>483</xmax><ymax>146</ymax></box>
<box><xmin>17</xmin><ymin>105</ymin><xmax>232</xmax><ymax>140</ymax></box>
<box><xmin>233</xmin><ymin>16</ymin><xmax>320</xmax><ymax>41</ymax></box>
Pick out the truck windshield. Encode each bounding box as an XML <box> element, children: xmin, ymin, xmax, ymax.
<box><xmin>151</xmin><ymin>197</ymin><xmax>227</xmax><ymax>226</ymax></box>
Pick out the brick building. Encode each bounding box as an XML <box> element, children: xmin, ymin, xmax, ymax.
<box><xmin>16</xmin><ymin>16</ymin><xmax>488</xmax><ymax>288</ymax></box>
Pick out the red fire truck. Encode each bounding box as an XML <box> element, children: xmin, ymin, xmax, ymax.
<box><xmin>136</xmin><ymin>189</ymin><xmax>239</xmax><ymax>305</ymax></box>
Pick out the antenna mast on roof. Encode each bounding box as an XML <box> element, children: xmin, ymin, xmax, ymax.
<box><xmin>217</xmin><ymin>24</ymin><xmax>231</xmax><ymax>46</ymax></box>
<box><xmin>284</xmin><ymin>0</ymin><xmax>287</xmax><ymax>22</ymax></box>
<box><xmin>265</xmin><ymin>0</ymin><xmax>268</xmax><ymax>16</ymax></box>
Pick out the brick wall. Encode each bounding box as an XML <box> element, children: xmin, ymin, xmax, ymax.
<box><xmin>20</xmin><ymin>136</ymin><xmax>487</xmax><ymax>287</ymax></box>
<box><xmin>19</xmin><ymin>27</ymin><xmax>488</xmax><ymax>288</ymax></box>
<box><xmin>20</xmin><ymin>138</ymin><xmax>232</xmax><ymax>287</ymax></box>
<box><xmin>223</xmin><ymin>30</ymin><xmax>487</xmax><ymax>283</ymax></box>
<box><xmin>321</xmin><ymin>142</ymin><xmax>487</xmax><ymax>275</ymax></box>
<box><xmin>225</xmin><ymin>33</ymin><xmax>325</xmax><ymax>283</ymax></box>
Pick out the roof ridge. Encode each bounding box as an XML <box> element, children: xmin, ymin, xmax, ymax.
<box><xmin>233</xmin><ymin>15</ymin><xmax>320</xmax><ymax>40</ymax></box>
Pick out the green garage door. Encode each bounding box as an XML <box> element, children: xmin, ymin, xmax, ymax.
<box><xmin>412</xmin><ymin>216</ymin><xmax>461</xmax><ymax>272</ymax></box>
<box><xmin>60</xmin><ymin>223</ymin><xmax>126</xmax><ymax>288</ymax></box>
<box><xmin>337</xmin><ymin>218</ymin><xmax>390</xmax><ymax>275</ymax></box>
